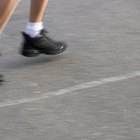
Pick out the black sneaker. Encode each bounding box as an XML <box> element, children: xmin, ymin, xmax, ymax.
<box><xmin>0</xmin><ymin>74</ymin><xmax>4</xmax><ymax>84</ymax></box>
<box><xmin>20</xmin><ymin>29</ymin><xmax>67</xmax><ymax>57</ymax></box>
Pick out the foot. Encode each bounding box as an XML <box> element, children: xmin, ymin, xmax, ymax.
<box><xmin>20</xmin><ymin>29</ymin><xmax>67</xmax><ymax>57</ymax></box>
<box><xmin>0</xmin><ymin>74</ymin><xmax>4</xmax><ymax>84</ymax></box>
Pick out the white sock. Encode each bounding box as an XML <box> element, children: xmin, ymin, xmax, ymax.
<box><xmin>25</xmin><ymin>22</ymin><xmax>44</xmax><ymax>38</ymax></box>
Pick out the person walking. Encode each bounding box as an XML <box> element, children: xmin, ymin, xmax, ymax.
<box><xmin>0</xmin><ymin>0</ymin><xmax>67</xmax><ymax>83</ymax></box>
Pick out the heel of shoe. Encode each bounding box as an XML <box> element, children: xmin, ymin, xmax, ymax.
<box><xmin>20</xmin><ymin>47</ymin><xmax>40</xmax><ymax>57</ymax></box>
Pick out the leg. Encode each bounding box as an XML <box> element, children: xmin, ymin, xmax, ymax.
<box><xmin>29</xmin><ymin>0</ymin><xmax>48</xmax><ymax>22</ymax></box>
<box><xmin>0</xmin><ymin>0</ymin><xmax>20</xmax><ymax>33</ymax></box>
<box><xmin>25</xmin><ymin>0</ymin><xmax>48</xmax><ymax>38</ymax></box>
<box><xmin>0</xmin><ymin>0</ymin><xmax>20</xmax><ymax>83</ymax></box>
<box><xmin>20</xmin><ymin>0</ymin><xmax>67</xmax><ymax>57</ymax></box>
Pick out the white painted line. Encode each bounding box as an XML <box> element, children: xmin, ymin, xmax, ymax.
<box><xmin>0</xmin><ymin>71</ymin><xmax>140</xmax><ymax>108</ymax></box>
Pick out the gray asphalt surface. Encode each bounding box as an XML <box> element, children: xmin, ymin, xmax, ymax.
<box><xmin>0</xmin><ymin>0</ymin><xmax>140</xmax><ymax>139</ymax></box>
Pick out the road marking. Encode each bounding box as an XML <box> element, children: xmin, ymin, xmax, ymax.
<box><xmin>0</xmin><ymin>71</ymin><xmax>140</xmax><ymax>108</ymax></box>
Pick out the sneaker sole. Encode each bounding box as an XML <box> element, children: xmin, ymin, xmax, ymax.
<box><xmin>21</xmin><ymin>45</ymin><xmax>67</xmax><ymax>57</ymax></box>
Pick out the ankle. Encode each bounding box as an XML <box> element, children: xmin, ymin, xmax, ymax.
<box><xmin>25</xmin><ymin>22</ymin><xmax>43</xmax><ymax>38</ymax></box>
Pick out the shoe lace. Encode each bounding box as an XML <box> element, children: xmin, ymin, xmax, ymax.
<box><xmin>40</xmin><ymin>29</ymin><xmax>57</xmax><ymax>45</ymax></box>
<box><xmin>40</xmin><ymin>29</ymin><xmax>49</xmax><ymax>35</ymax></box>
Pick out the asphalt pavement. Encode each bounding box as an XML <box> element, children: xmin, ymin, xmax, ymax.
<box><xmin>0</xmin><ymin>0</ymin><xmax>140</xmax><ymax>140</ymax></box>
